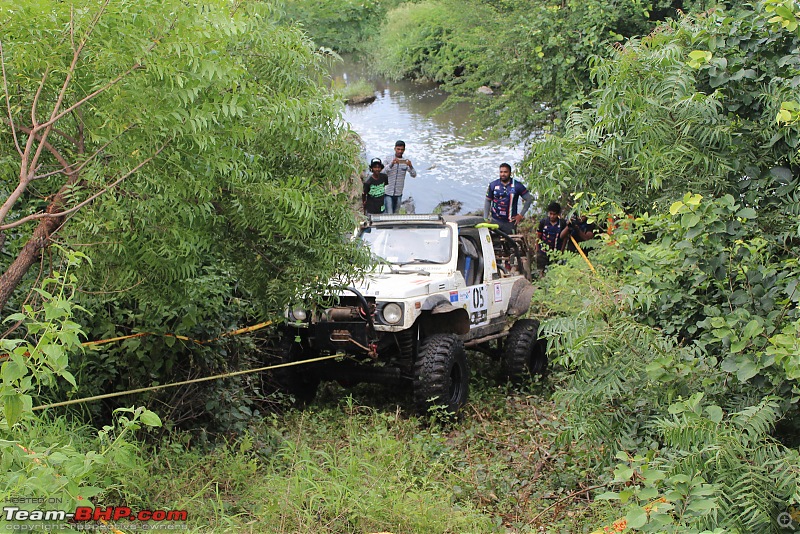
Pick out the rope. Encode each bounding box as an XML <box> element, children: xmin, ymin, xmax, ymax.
<box><xmin>569</xmin><ymin>235</ymin><xmax>596</xmax><ymax>273</ymax></box>
<box><xmin>32</xmin><ymin>353</ymin><xmax>342</xmax><ymax>411</ymax></box>
<box><xmin>1</xmin><ymin>321</ymin><xmax>275</xmax><ymax>362</ymax></box>
<box><xmin>80</xmin><ymin>320</ymin><xmax>274</xmax><ymax>347</ymax></box>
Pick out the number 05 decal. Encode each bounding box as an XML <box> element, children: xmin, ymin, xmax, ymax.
<box><xmin>468</xmin><ymin>285</ymin><xmax>488</xmax><ymax>326</ymax></box>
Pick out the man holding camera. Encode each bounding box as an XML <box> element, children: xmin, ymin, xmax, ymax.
<box><xmin>383</xmin><ymin>140</ymin><xmax>416</xmax><ymax>214</ymax></box>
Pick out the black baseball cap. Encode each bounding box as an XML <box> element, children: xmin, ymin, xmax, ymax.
<box><xmin>370</xmin><ymin>157</ymin><xmax>384</xmax><ymax>169</ymax></box>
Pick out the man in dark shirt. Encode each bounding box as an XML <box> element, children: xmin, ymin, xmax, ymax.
<box><xmin>565</xmin><ymin>214</ymin><xmax>596</xmax><ymax>253</ymax></box>
<box><xmin>483</xmin><ymin>163</ymin><xmax>533</xmax><ymax>234</ymax></box>
<box><xmin>536</xmin><ymin>202</ymin><xmax>569</xmax><ymax>275</ymax></box>
<box><xmin>363</xmin><ymin>158</ymin><xmax>388</xmax><ymax>214</ymax></box>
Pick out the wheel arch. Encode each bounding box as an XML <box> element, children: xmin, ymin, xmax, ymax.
<box><xmin>419</xmin><ymin>294</ymin><xmax>470</xmax><ymax>335</ymax></box>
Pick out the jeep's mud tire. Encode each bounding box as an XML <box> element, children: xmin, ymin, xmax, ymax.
<box><xmin>275</xmin><ymin>335</ymin><xmax>320</xmax><ymax>405</ymax></box>
<box><xmin>502</xmin><ymin>319</ymin><xmax>548</xmax><ymax>383</ymax></box>
<box><xmin>413</xmin><ymin>333</ymin><xmax>469</xmax><ymax>415</ymax></box>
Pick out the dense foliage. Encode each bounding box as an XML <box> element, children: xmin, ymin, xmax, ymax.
<box><xmin>1</xmin><ymin>0</ymin><xmax>370</xmax><ymax>421</ymax></box>
<box><xmin>525</xmin><ymin>2</ymin><xmax>800</xmax><ymax>226</ymax></box>
<box><xmin>279</xmin><ymin>0</ymin><xmax>391</xmax><ymax>54</ymax></box>
<box><xmin>368</xmin><ymin>0</ymin><xmax>715</xmax><ymax>136</ymax></box>
<box><xmin>521</xmin><ymin>2</ymin><xmax>800</xmax><ymax>531</ymax></box>
<box><xmin>533</xmin><ymin>196</ymin><xmax>800</xmax><ymax>532</ymax></box>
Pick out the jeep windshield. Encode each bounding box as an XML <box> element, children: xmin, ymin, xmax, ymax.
<box><xmin>359</xmin><ymin>225</ymin><xmax>453</xmax><ymax>265</ymax></box>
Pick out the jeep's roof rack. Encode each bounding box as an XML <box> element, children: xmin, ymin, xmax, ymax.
<box><xmin>368</xmin><ymin>214</ymin><xmax>444</xmax><ymax>223</ymax></box>
<box><xmin>443</xmin><ymin>215</ymin><xmax>486</xmax><ymax>228</ymax></box>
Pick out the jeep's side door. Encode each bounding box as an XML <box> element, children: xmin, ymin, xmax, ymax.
<box><xmin>479</xmin><ymin>228</ymin><xmax>515</xmax><ymax>321</ymax></box>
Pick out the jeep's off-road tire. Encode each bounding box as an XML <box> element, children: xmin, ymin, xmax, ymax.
<box><xmin>502</xmin><ymin>319</ymin><xmax>548</xmax><ymax>383</ymax></box>
<box><xmin>275</xmin><ymin>335</ymin><xmax>320</xmax><ymax>405</ymax></box>
<box><xmin>413</xmin><ymin>333</ymin><xmax>470</xmax><ymax>415</ymax></box>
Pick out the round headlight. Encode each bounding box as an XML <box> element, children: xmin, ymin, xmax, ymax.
<box><xmin>290</xmin><ymin>307</ymin><xmax>307</xmax><ymax>321</ymax></box>
<box><xmin>382</xmin><ymin>303</ymin><xmax>403</xmax><ymax>325</ymax></box>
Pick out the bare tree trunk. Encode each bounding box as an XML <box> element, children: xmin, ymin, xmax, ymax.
<box><xmin>0</xmin><ymin>217</ymin><xmax>62</xmax><ymax>312</ymax></box>
<box><xmin>0</xmin><ymin>181</ymin><xmax>72</xmax><ymax>312</ymax></box>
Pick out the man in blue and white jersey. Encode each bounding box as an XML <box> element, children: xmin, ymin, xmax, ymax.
<box><xmin>483</xmin><ymin>163</ymin><xmax>533</xmax><ymax>235</ymax></box>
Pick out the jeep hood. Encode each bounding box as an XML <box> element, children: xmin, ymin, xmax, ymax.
<box><xmin>343</xmin><ymin>272</ymin><xmax>457</xmax><ymax>300</ymax></box>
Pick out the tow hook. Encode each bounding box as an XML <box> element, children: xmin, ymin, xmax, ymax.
<box><xmin>343</xmin><ymin>336</ymin><xmax>379</xmax><ymax>359</ymax></box>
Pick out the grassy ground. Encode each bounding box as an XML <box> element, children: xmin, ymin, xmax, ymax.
<box><xmin>123</xmin><ymin>354</ymin><xmax>610</xmax><ymax>533</ymax></box>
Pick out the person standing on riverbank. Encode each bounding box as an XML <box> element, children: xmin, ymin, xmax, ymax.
<box><xmin>383</xmin><ymin>140</ymin><xmax>416</xmax><ymax>214</ymax></box>
<box><xmin>483</xmin><ymin>163</ymin><xmax>533</xmax><ymax>234</ymax></box>
<box><xmin>363</xmin><ymin>158</ymin><xmax>388</xmax><ymax>215</ymax></box>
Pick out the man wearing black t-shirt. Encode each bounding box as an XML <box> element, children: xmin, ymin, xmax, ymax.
<box><xmin>363</xmin><ymin>158</ymin><xmax>388</xmax><ymax>215</ymax></box>
<box><xmin>536</xmin><ymin>201</ymin><xmax>569</xmax><ymax>275</ymax></box>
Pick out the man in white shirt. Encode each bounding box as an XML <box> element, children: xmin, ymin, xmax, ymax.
<box><xmin>383</xmin><ymin>140</ymin><xmax>417</xmax><ymax>214</ymax></box>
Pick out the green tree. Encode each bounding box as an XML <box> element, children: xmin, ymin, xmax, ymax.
<box><xmin>280</xmin><ymin>0</ymin><xmax>389</xmax><ymax>54</ymax></box>
<box><xmin>0</xmin><ymin>0</ymin><xmax>367</xmax><ymax>317</ymax></box>
<box><xmin>371</xmin><ymin>0</ymin><xmax>715</xmax><ymax>137</ymax></box>
<box><xmin>523</xmin><ymin>2</ymin><xmax>800</xmax><ymax>232</ymax></box>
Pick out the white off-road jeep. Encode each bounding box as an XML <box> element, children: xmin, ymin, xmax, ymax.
<box><xmin>278</xmin><ymin>214</ymin><xmax>547</xmax><ymax>413</ymax></box>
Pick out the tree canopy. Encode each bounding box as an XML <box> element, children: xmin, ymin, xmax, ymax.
<box><xmin>523</xmin><ymin>1</ymin><xmax>800</xmax><ymax>238</ymax></box>
<box><xmin>0</xmin><ymin>0</ymin><xmax>368</xmax><ymax>316</ymax></box>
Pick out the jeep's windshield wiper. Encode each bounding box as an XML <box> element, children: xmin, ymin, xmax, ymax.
<box><xmin>378</xmin><ymin>265</ymin><xmax>430</xmax><ymax>276</ymax></box>
<box><xmin>397</xmin><ymin>258</ymin><xmax>445</xmax><ymax>266</ymax></box>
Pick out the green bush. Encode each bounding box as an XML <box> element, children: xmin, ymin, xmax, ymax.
<box><xmin>280</xmin><ymin>0</ymin><xmax>388</xmax><ymax>53</ymax></box>
<box><xmin>0</xmin><ymin>252</ymin><xmax>161</xmax><ymax>523</ymax></box>
<box><xmin>532</xmin><ymin>194</ymin><xmax>800</xmax><ymax>532</ymax></box>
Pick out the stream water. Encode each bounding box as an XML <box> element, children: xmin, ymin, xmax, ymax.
<box><xmin>332</xmin><ymin>59</ymin><xmax>524</xmax><ymax>215</ymax></box>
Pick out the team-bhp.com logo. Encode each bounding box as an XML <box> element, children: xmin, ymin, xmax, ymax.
<box><xmin>3</xmin><ymin>505</ymin><xmax>187</xmax><ymax>527</ymax></box>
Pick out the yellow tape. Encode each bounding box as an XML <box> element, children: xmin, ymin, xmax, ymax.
<box><xmin>81</xmin><ymin>321</ymin><xmax>273</xmax><ymax>348</ymax></box>
<box><xmin>569</xmin><ymin>235</ymin><xmax>597</xmax><ymax>273</ymax></box>
<box><xmin>32</xmin><ymin>353</ymin><xmax>343</xmax><ymax>411</ymax></box>
<box><xmin>81</xmin><ymin>332</ymin><xmax>150</xmax><ymax>347</ymax></box>
<box><xmin>1</xmin><ymin>321</ymin><xmax>274</xmax><ymax>361</ymax></box>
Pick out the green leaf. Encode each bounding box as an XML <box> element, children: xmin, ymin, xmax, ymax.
<box><xmin>681</xmin><ymin>212</ymin><xmax>701</xmax><ymax>228</ymax></box>
<box><xmin>736</xmin><ymin>207</ymin><xmax>757</xmax><ymax>219</ymax></box>
<box><xmin>705</xmin><ymin>405</ymin><xmax>723</xmax><ymax>423</ymax></box>
<box><xmin>742</xmin><ymin>319</ymin><xmax>763</xmax><ymax>339</ymax></box>
<box><xmin>61</xmin><ymin>371</ymin><xmax>77</xmax><ymax>387</ymax></box>
<box><xmin>1</xmin><ymin>360</ymin><xmax>27</xmax><ymax>384</ymax></box>
<box><xmin>139</xmin><ymin>410</ymin><xmax>162</xmax><ymax>427</ymax></box>
<box><xmin>638</xmin><ymin>486</ymin><xmax>659</xmax><ymax>500</ymax></box>
<box><xmin>737</xmin><ymin>360</ymin><xmax>760</xmax><ymax>382</ymax></box>
<box><xmin>614</xmin><ymin>466</ymin><xmax>635</xmax><ymax>481</ymax></box>
<box><xmin>730</xmin><ymin>338</ymin><xmax>748</xmax><ymax>353</ymax></box>
<box><xmin>3</xmin><ymin>395</ymin><xmax>23</xmax><ymax>426</ymax></box>
<box><xmin>626</xmin><ymin>506</ymin><xmax>648</xmax><ymax>529</ymax></box>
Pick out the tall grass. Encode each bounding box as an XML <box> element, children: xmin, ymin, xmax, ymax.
<box><xmin>137</xmin><ymin>399</ymin><xmax>501</xmax><ymax>533</ymax></box>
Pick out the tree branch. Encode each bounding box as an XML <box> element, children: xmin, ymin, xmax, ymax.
<box><xmin>42</xmin><ymin>63</ymin><xmax>142</xmax><ymax>132</ymax></box>
<box><xmin>26</xmin><ymin>0</ymin><xmax>110</xmax><ymax>180</ymax></box>
<box><xmin>0</xmin><ymin>140</ymin><xmax>170</xmax><ymax>231</ymax></box>
<box><xmin>26</xmin><ymin>124</ymin><xmax>134</xmax><ymax>181</ymax></box>
<box><xmin>14</xmin><ymin>124</ymin><xmax>73</xmax><ymax>177</ymax></box>
<box><xmin>0</xmin><ymin>42</ymin><xmax>22</xmax><ymax>157</ymax></box>
<box><xmin>52</xmin><ymin>127</ymin><xmax>80</xmax><ymax>148</ymax></box>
